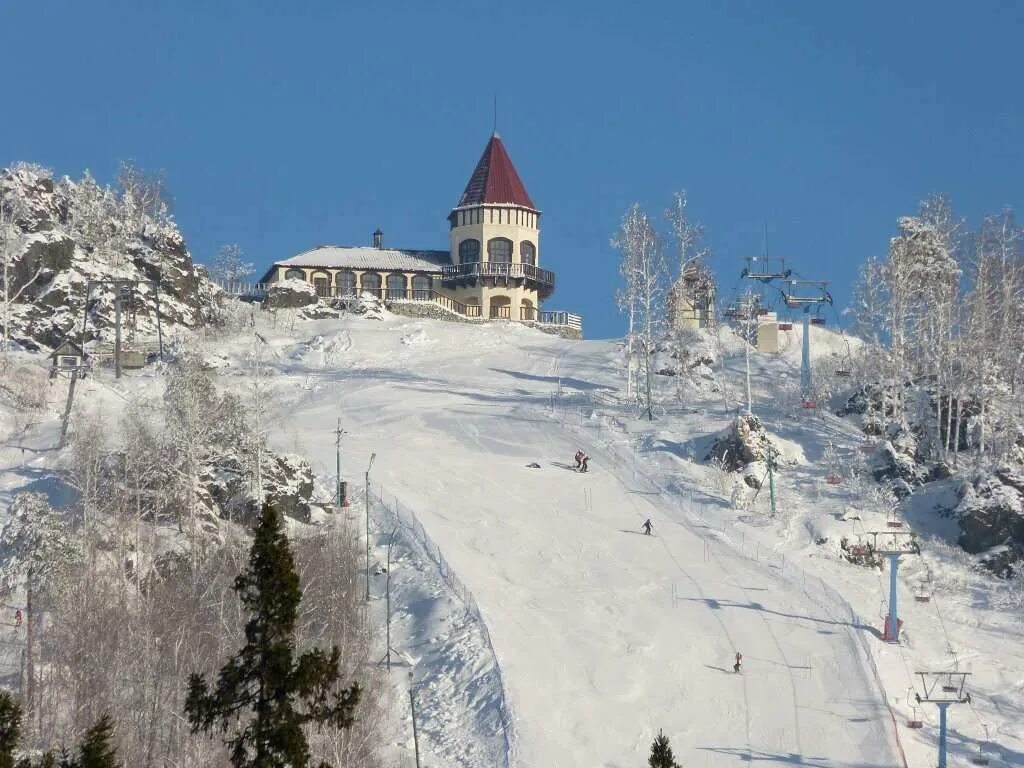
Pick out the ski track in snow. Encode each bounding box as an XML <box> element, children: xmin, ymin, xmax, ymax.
<box><xmin>2</xmin><ymin>313</ymin><xmax>1020</xmax><ymax>767</ymax></box>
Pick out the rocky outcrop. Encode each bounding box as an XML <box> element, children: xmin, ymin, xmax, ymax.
<box><xmin>955</xmin><ymin>467</ymin><xmax>1024</xmax><ymax>574</ymax></box>
<box><xmin>202</xmin><ymin>451</ymin><xmax>318</xmax><ymax>527</ymax></box>
<box><xmin>706</xmin><ymin>413</ymin><xmax>773</xmax><ymax>471</ymax></box>
<box><xmin>1</xmin><ymin>164</ymin><xmax>213</xmax><ymax>351</ymax></box>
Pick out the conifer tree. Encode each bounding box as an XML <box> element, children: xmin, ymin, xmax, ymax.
<box><xmin>185</xmin><ymin>503</ymin><xmax>361</xmax><ymax>768</ymax></box>
<box><xmin>74</xmin><ymin>715</ymin><xmax>119</xmax><ymax>768</ymax></box>
<box><xmin>648</xmin><ymin>728</ymin><xmax>682</xmax><ymax>768</ymax></box>
<box><xmin>0</xmin><ymin>692</ymin><xmax>22</xmax><ymax>768</ymax></box>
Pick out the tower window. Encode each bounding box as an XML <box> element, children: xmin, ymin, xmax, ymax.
<box><xmin>520</xmin><ymin>241</ymin><xmax>536</xmax><ymax>266</ymax></box>
<box><xmin>459</xmin><ymin>239</ymin><xmax>481</xmax><ymax>263</ymax></box>
<box><xmin>488</xmin><ymin>238</ymin><xmax>512</xmax><ymax>264</ymax></box>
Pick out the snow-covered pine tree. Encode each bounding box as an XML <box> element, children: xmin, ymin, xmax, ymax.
<box><xmin>184</xmin><ymin>503</ymin><xmax>361</xmax><ymax>768</ymax></box>
<box><xmin>648</xmin><ymin>729</ymin><xmax>682</xmax><ymax>768</ymax></box>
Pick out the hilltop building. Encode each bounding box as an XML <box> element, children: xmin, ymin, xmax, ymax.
<box><xmin>258</xmin><ymin>134</ymin><xmax>580</xmax><ymax>336</ymax></box>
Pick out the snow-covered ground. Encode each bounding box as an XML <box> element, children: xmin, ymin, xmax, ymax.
<box><xmin>3</xmin><ymin>309</ymin><xmax>1021</xmax><ymax>767</ymax></box>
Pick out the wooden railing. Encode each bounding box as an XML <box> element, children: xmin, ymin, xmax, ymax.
<box><xmin>442</xmin><ymin>261</ymin><xmax>555</xmax><ymax>287</ymax></box>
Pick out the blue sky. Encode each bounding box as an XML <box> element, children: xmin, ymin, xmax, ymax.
<box><xmin>3</xmin><ymin>1</ymin><xmax>1021</xmax><ymax>338</ymax></box>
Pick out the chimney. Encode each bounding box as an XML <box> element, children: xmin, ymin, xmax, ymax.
<box><xmin>373</xmin><ymin>228</ymin><xmax>383</xmax><ymax>249</ymax></box>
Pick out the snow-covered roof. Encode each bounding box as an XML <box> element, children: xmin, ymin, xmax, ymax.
<box><xmin>273</xmin><ymin>246</ymin><xmax>452</xmax><ymax>273</ymax></box>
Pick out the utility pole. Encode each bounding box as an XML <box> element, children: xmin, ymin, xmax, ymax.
<box><xmin>365</xmin><ymin>452</ymin><xmax>376</xmax><ymax>602</ymax></box>
<box><xmin>377</xmin><ymin>526</ymin><xmax>400</xmax><ymax>672</ymax></box>
<box><xmin>334</xmin><ymin>418</ymin><xmax>348</xmax><ymax>507</ymax></box>
<box><xmin>409</xmin><ymin>674</ymin><xmax>422</xmax><ymax>768</ymax></box>
<box><xmin>867</xmin><ymin>530</ymin><xmax>920</xmax><ymax>642</ymax></box>
<box><xmin>914</xmin><ymin>672</ymin><xmax>972</xmax><ymax>768</ymax></box>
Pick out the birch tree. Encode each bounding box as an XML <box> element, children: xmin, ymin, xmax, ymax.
<box><xmin>613</xmin><ymin>204</ymin><xmax>644</xmax><ymax>400</ymax></box>
<box><xmin>0</xmin><ymin>493</ymin><xmax>79</xmax><ymax>721</ymax></box>
<box><xmin>209</xmin><ymin>244</ymin><xmax>254</xmax><ymax>286</ymax></box>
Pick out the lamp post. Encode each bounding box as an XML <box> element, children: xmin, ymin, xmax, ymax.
<box><xmin>365</xmin><ymin>452</ymin><xmax>376</xmax><ymax>602</ymax></box>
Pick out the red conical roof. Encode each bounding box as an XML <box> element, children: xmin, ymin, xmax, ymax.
<box><xmin>457</xmin><ymin>134</ymin><xmax>536</xmax><ymax>210</ymax></box>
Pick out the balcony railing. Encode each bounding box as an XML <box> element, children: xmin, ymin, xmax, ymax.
<box><xmin>442</xmin><ymin>261</ymin><xmax>555</xmax><ymax>287</ymax></box>
<box><xmin>216</xmin><ymin>280</ymin><xmax>577</xmax><ymax>330</ymax></box>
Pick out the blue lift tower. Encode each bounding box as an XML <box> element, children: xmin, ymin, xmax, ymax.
<box><xmin>781</xmin><ymin>279</ymin><xmax>832</xmax><ymax>408</ymax></box>
<box><xmin>867</xmin><ymin>530</ymin><xmax>920</xmax><ymax>643</ymax></box>
<box><xmin>915</xmin><ymin>672</ymin><xmax>973</xmax><ymax>768</ymax></box>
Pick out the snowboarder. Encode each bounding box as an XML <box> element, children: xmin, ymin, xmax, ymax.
<box><xmin>580</xmin><ymin>453</ymin><xmax>590</xmax><ymax>473</ymax></box>
<box><xmin>734</xmin><ymin>652</ymin><xmax>742</xmax><ymax>673</ymax></box>
<box><xmin>573</xmin><ymin>450</ymin><xmax>583</xmax><ymax>470</ymax></box>
<box><xmin>642</xmin><ymin>519</ymin><xmax>653</xmax><ymax>536</ymax></box>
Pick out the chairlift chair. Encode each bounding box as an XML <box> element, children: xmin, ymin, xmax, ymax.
<box><xmin>971</xmin><ymin>725</ymin><xmax>991</xmax><ymax>765</ymax></box>
<box><xmin>826</xmin><ymin>474</ymin><xmax>842</xmax><ymax>485</ymax></box>
<box><xmin>835</xmin><ymin>368</ymin><xmax>852</xmax><ymax>377</ymax></box>
<box><xmin>914</xmin><ymin>581</ymin><xmax>931</xmax><ymax>603</ymax></box>
<box><xmin>801</xmin><ymin>400</ymin><xmax>817</xmax><ymax>409</ymax></box>
<box><xmin>778</xmin><ymin>321</ymin><xmax>793</xmax><ymax>331</ymax></box>
<box><xmin>859</xmin><ymin>443</ymin><xmax>875</xmax><ymax>454</ymax></box>
<box><xmin>941</xmin><ymin>673</ymin><xmax>959</xmax><ymax>694</ymax></box>
<box><xmin>886</xmin><ymin>510</ymin><xmax>904</xmax><ymax>529</ymax></box>
<box><xmin>810</xmin><ymin>316</ymin><xmax>826</xmax><ymax>326</ymax></box>
<box><xmin>907</xmin><ymin>704</ymin><xmax>924</xmax><ymax>729</ymax></box>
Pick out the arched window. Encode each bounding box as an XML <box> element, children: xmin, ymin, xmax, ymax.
<box><xmin>360</xmin><ymin>272</ymin><xmax>381</xmax><ymax>297</ymax></box>
<box><xmin>459</xmin><ymin>239</ymin><xmax>481</xmax><ymax>263</ymax></box>
<box><xmin>489</xmin><ymin>295</ymin><xmax>511</xmax><ymax>319</ymax></box>
<box><xmin>311</xmin><ymin>272</ymin><xmax>331</xmax><ymax>298</ymax></box>
<box><xmin>488</xmin><ymin>238</ymin><xmax>512</xmax><ymax>264</ymax></box>
<box><xmin>412</xmin><ymin>275</ymin><xmax>432</xmax><ymax>300</ymax></box>
<box><xmin>337</xmin><ymin>270</ymin><xmax>357</xmax><ymax>297</ymax></box>
<box><xmin>463</xmin><ymin>295</ymin><xmax>481</xmax><ymax>318</ymax></box>
<box><xmin>284</xmin><ymin>268</ymin><xmax>305</xmax><ymax>281</ymax></box>
<box><xmin>520</xmin><ymin>241</ymin><xmax>536</xmax><ymax>266</ymax></box>
<box><xmin>386</xmin><ymin>273</ymin><xmax>407</xmax><ymax>300</ymax></box>
<box><xmin>520</xmin><ymin>298</ymin><xmax>536</xmax><ymax>321</ymax></box>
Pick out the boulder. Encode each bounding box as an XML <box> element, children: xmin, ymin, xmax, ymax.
<box><xmin>264</xmin><ymin>279</ymin><xmax>317</xmax><ymax>309</ymax></box>
<box><xmin>955</xmin><ymin>468</ymin><xmax>1024</xmax><ymax>574</ymax></box>
<box><xmin>706</xmin><ymin>413</ymin><xmax>773</xmax><ymax>472</ymax></box>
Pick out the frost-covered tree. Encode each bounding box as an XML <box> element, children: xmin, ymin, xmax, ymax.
<box><xmin>209</xmin><ymin>244</ymin><xmax>254</xmax><ymax>286</ymax></box>
<box><xmin>613</xmin><ymin>204</ymin><xmax>667</xmax><ymax>418</ymax></box>
<box><xmin>613</xmin><ymin>204</ymin><xmax>645</xmax><ymax>400</ymax></box>
<box><xmin>0</xmin><ymin>493</ymin><xmax>79</xmax><ymax>716</ymax></box>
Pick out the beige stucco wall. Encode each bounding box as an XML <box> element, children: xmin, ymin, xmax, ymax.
<box><xmin>270</xmin><ymin>265</ymin><xmax>436</xmax><ymax>294</ymax></box>
<box><xmin>438</xmin><ymin>282</ymin><xmax>539</xmax><ymax>318</ymax></box>
<box><xmin>449</xmin><ymin>205</ymin><xmax>540</xmax><ymax>266</ymax></box>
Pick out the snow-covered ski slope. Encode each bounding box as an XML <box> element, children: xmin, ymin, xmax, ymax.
<box><xmin>226</xmin><ymin>312</ymin><xmax>1020</xmax><ymax>768</ymax></box>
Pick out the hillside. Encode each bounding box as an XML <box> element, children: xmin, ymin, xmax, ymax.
<box><xmin>0</xmin><ymin>306</ymin><xmax>1021</xmax><ymax>767</ymax></box>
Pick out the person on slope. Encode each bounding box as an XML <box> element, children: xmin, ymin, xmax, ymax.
<box><xmin>642</xmin><ymin>519</ymin><xmax>653</xmax><ymax>536</ymax></box>
<box><xmin>574</xmin><ymin>450</ymin><xmax>584</xmax><ymax>470</ymax></box>
<box><xmin>579</xmin><ymin>453</ymin><xmax>590</xmax><ymax>473</ymax></box>
<box><xmin>733</xmin><ymin>652</ymin><xmax>742</xmax><ymax>673</ymax></box>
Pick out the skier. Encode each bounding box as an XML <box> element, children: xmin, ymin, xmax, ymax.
<box><xmin>734</xmin><ymin>652</ymin><xmax>742</xmax><ymax>673</ymax></box>
<box><xmin>14</xmin><ymin>609</ymin><xmax>22</xmax><ymax>628</ymax></box>
<box><xmin>580</xmin><ymin>453</ymin><xmax>590</xmax><ymax>473</ymax></box>
<box><xmin>573</xmin><ymin>450</ymin><xmax>583</xmax><ymax>470</ymax></box>
<box><xmin>642</xmin><ymin>519</ymin><xmax>653</xmax><ymax>536</ymax></box>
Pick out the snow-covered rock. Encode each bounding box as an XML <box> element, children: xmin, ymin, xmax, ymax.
<box><xmin>264</xmin><ymin>278</ymin><xmax>317</xmax><ymax>309</ymax></box>
<box><xmin>955</xmin><ymin>466</ymin><xmax>1024</xmax><ymax>575</ymax></box>
<box><xmin>1</xmin><ymin>164</ymin><xmax>212</xmax><ymax>351</ymax></box>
